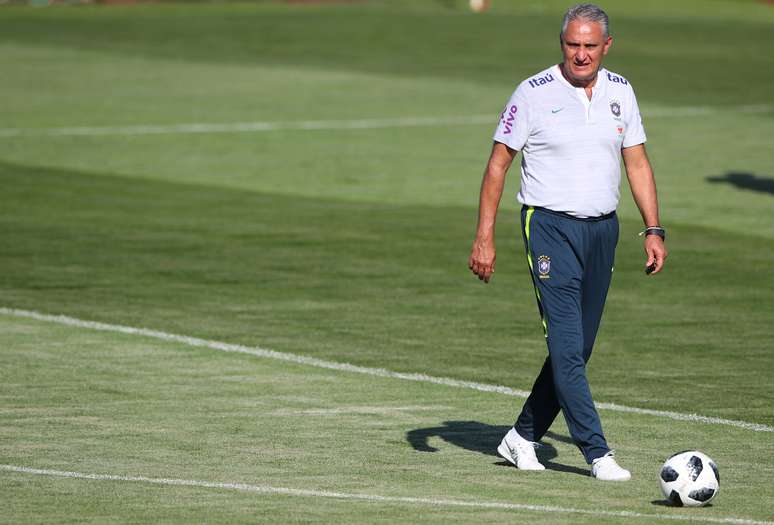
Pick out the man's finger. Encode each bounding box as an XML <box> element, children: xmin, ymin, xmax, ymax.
<box><xmin>647</xmin><ymin>249</ymin><xmax>666</xmax><ymax>275</ymax></box>
<box><xmin>654</xmin><ymin>251</ymin><xmax>666</xmax><ymax>273</ymax></box>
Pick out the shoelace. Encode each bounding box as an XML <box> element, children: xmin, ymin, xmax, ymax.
<box><xmin>510</xmin><ymin>439</ymin><xmax>539</xmax><ymax>456</ymax></box>
<box><xmin>593</xmin><ymin>450</ymin><xmax>616</xmax><ymax>463</ymax></box>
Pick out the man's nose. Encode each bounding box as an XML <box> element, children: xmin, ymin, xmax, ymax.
<box><xmin>576</xmin><ymin>49</ymin><xmax>588</xmax><ymax>62</ymax></box>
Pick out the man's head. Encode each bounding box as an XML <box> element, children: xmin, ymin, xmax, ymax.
<box><xmin>559</xmin><ymin>4</ymin><xmax>612</xmax><ymax>87</ymax></box>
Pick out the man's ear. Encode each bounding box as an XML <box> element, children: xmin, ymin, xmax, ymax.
<box><xmin>602</xmin><ymin>35</ymin><xmax>613</xmax><ymax>56</ymax></box>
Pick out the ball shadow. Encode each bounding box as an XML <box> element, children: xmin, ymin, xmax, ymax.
<box><xmin>651</xmin><ymin>500</ymin><xmax>714</xmax><ymax>508</ymax></box>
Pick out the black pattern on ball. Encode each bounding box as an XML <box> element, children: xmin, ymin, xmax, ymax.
<box><xmin>688</xmin><ymin>487</ymin><xmax>716</xmax><ymax>502</ymax></box>
<box><xmin>668</xmin><ymin>490</ymin><xmax>683</xmax><ymax>506</ymax></box>
<box><xmin>660</xmin><ymin>465</ymin><xmax>679</xmax><ymax>482</ymax></box>
<box><xmin>686</xmin><ymin>455</ymin><xmax>703</xmax><ymax>481</ymax></box>
<box><xmin>709</xmin><ymin>461</ymin><xmax>719</xmax><ymax>483</ymax></box>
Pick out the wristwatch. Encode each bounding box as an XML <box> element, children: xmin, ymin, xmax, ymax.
<box><xmin>639</xmin><ymin>226</ymin><xmax>666</xmax><ymax>241</ymax></box>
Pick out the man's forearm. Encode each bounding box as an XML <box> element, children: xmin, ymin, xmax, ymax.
<box><xmin>630</xmin><ymin>168</ymin><xmax>660</xmax><ymax>226</ymax></box>
<box><xmin>475</xmin><ymin>143</ymin><xmax>516</xmax><ymax>240</ymax></box>
<box><xmin>469</xmin><ymin>143</ymin><xmax>517</xmax><ymax>283</ymax></box>
<box><xmin>475</xmin><ymin>167</ymin><xmax>507</xmax><ymax>239</ymax></box>
<box><xmin>623</xmin><ymin>145</ymin><xmax>661</xmax><ymax>227</ymax></box>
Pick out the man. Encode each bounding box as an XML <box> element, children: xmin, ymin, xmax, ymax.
<box><xmin>468</xmin><ymin>3</ymin><xmax>667</xmax><ymax>481</ymax></box>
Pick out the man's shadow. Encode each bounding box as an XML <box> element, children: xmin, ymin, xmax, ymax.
<box><xmin>406</xmin><ymin>421</ymin><xmax>589</xmax><ymax>477</ymax></box>
<box><xmin>706</xmin><ymin>172</ymin><xmax>774</xmax><ymax>195</ymax></box>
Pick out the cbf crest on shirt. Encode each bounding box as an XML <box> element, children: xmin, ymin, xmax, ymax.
<box><xmin>493</xmin><ymin>65</ymin><xmax>647</xmax><ymax>218</ymax></box>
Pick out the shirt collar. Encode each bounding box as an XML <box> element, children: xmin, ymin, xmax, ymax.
<box><xmin>553</xmin><ymin>64</ymin><xmax>608</xmax><ymax>95</ymax></box>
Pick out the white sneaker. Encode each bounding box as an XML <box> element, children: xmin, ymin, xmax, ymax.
<box><xmin>497</xmin><ymin>428</ymin><xmax>545</xmax><ymax>471</ymax></box>
<box><xmin>591</xmin><ymin>451</ymin><xmax>631</xmax><ymax>481</ymax></box>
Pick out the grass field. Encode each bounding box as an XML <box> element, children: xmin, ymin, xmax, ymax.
<box><xmin>1</xmin><ymin>0</ymin><xmax>773</xmax><ymax>523</ymax></box>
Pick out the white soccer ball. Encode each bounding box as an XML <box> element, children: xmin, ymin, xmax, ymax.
<box><xmin>469</xmin><ymin>0</ymin><xmax>490</xmax><ymax>13</ymax></box>
<box><xmin>659</xmin><ymin>451</ymin><xmax>719</xmax><ymax>507</ymax></box>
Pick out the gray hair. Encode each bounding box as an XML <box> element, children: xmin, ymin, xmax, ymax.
<box><xmin>561</xmin><ymin>4</ymin><xmax>609</xmax><ymax>40</ymax></box>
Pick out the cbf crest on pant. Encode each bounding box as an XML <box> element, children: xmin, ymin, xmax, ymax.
<box><xmin>537</xmin><ymin>255</ymin><xmax>551</xmax><ymax>279</ymax></box>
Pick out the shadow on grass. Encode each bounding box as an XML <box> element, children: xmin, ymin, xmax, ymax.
<box><xmin>544</xmin><ymin>430</ymin><xmax>574</xmax><ymax>445</ymax></box>
<box><xmin>706</xmin><ymin>172</ymin><xmax>774</xmax><ymax>195</ymax></box>
<box><xmin>406</xmin><ymin>421</ymin><xmax>590</xmax><ymax>477</ymax></box>
<box><xmin>406</xmin><ymin>420</ymin><xmax>509</xmax><ymax>455</ymax></box>
<box><xmin>651</xmin><ymin>499</ymin><xmax>714</xmax><ymax>508</ymax></box>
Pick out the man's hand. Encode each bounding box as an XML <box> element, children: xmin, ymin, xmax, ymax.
<box><xmin>469</xmin><ymin>237</ymin><xmax>496</xmax><ymax>283</ymax></box>
<box><xmin>644</xmin><ymin>235</ymin><xmax>667</xmax><ymax>275</ymax></box>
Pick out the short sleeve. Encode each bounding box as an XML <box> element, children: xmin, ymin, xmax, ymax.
<box><xmin>493</xmin><ymin>85</ymin><xmax>530</xmax><ymax>151</ymax></box>
<box><xmin>622</xmin><ymin>86</ymin><xmax>646</xmax><ymax>148</ymax></box>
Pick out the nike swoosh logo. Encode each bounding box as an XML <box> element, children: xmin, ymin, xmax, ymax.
<box><xmin>551</xmin><ymin>108</ymin><xmax>564</xmax><ymax>113</ymax></box>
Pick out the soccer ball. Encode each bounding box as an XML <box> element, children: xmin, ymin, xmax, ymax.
<box><xmin>659</xmin><ymin>451</ymin><xmax>719</xmax><ymax>507</ymax></box>
<box><xmin>469</xmin><ymin>0</ymin><xmax>490</xmax><ymax>13</ymax></box>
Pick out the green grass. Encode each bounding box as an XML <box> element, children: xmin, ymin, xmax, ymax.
<box><xmin>1</xmin><ymin>1</ymin><xmax>773</xmax><ymax>522</ymax></box>
<box><xmin>2</xmin><ymin>315</ymin><xmax>773</xmax><ymax>523</ymax></box>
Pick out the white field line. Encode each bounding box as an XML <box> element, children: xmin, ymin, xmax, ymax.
<box><xmin>1</xmin><ymin>307</ymin><xmax>772</xmax><ymax>433</ymax></box>
<box><xmin>271</xmin><ymin>405</ymin><xmax>452</xmax><ymax>416</ymax></box>
<box><xmin>0</xmin><ymin>105</ymin><xmax>770</xmax><ymax>138</ymax></box>
<box><xmin>0</xmin><ymin>115</ymin><xmax>495</xmax><ymax>138</ymax></box>
<box><xmin>1</xmin><ymin>465</ymin><xmax>772</xmax><ymax>525</ymax></box>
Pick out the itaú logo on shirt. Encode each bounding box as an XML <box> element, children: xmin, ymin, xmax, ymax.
<box><xmin>528</xmin><ymin>73</ymin><xmax>555</xmax><ymax>88</ymax></box>
<box><xmin>500</xmin><ymin>104</ymin><xmax>518</xmax><ymax>134</ymax></box>
<box><xmin>606</xmin><ymin>72</ymin><xmax>629</xmax><ymax>85</ymax></box>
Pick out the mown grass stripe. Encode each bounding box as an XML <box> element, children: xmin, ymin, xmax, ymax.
<box><xmin>1</xmin><ymin>307</ymin><xmax>771</xmax><ymax>433</ymax></box>
<box><xmin>1</xmin><ymin>465</ymin><xmax>771</xmax><ymax>525</ymax></box>
<box><xmin>0</xmin><ymin>105</ymin><xmax>770</xmax><ymax>138</ymax></box>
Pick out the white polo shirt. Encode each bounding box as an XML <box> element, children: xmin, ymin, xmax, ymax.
<box><xmin>493</xmin><ymin>64</ymin><xmax>646</xmax><ymax>217</ymax></box>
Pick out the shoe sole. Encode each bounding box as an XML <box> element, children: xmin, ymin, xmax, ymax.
<box><xmin>593</xmin><ymin>473</ymin><xmax>632</xmax><ymax>481</ymax></box>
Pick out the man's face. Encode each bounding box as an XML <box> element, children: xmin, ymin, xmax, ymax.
<box><xmin>560</xmin><ymin>19</ymin><xmax>612</xmax><ymax>85</ymax></box>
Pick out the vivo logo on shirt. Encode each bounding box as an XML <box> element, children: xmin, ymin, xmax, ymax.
<box><xmin>500</xmin><ymin>105</ymin><xmax>518</xmax><ymax>134</ymax></box>
<box><xmin>527</xmin><ymin>73</ymin><xmax>555</xmax><ymax>88</ymax></box>
<box><xmin>606</xmin><ymin>72</ymin><xmax>628</xmax><ymax>85</ymax></box>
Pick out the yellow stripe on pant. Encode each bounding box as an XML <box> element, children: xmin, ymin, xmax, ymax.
<box><xmin>523</xmin><ymin>206</ymin><xmax>548</xmax><ymax>337</ymax></box>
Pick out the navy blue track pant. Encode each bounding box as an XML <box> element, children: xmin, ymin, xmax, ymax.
<box><xmin>514</xmin><ymin>205</ymin><xmax>618</xmax><ymax>464</ymax></box>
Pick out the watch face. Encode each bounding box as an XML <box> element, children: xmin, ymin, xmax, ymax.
<box><xmin>647</xmin><ymin>229</ymin><xmax>665</xmax><ymax>239</ymax></box>
<box><xmin>643</xmin><ymin>228</ymin><xmax>665</xmax><ymax>240</ymax></box>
